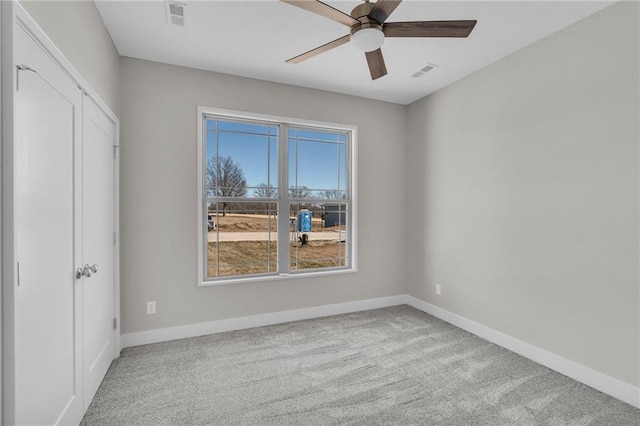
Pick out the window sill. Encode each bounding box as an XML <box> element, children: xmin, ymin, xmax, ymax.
<box><xmin>198</xmin><ymin>268</ymin><xmax>359</xmax><ymax>287</ymax></box>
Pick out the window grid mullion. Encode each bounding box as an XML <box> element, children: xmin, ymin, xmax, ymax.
<box><xmin>214</xmin><ymin>120</ymin><xmax>220</xmax><ymax>277</ymax></box>
<box><xmin>277</xmin><ymin>124</ymin><xmax>290</xmax><ymax>274</ymax></box>
<box><xmin>267</xmin><ymin>126</ymin><xmax>272</xmax><ymax>273</ymax></box>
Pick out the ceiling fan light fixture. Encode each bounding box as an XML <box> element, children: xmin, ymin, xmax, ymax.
<box><xmin>350</xmin><ymin>27</ymin><xmax>385</xmax><ymax>52</ymax></box>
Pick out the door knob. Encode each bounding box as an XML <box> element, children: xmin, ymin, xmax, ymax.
<box><xmin>76</xmin><ymin>265</ymin><xmax>91</xmax><ymax>279</ymax></box>
<box><xmin>76</xmin><ymin>264</ymin><xmax>98</xmax><ymax>279</ymax></box>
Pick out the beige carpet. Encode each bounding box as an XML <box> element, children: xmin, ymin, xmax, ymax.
<box><xmin>82</xmin><ymin>305</ymin><xmax>640</xmax><ymax>425</ymax></box>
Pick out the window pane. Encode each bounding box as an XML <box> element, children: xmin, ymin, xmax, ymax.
<box><xmin>289</xmin><ymin>202</ymin><xmax>348</xmax><ymax>272</ymax></box>
<box><xmin>339</xmin><ymin>143</ymin><xmax>347</xmax><ymax>193</ymax></box>
<box><xmin>289</xmin><ymin>127</ymin><xmax>347</xmax><ymax>194</ymax></box>
<box><xmin>216</xmin><ymin>134</ymin><xmax>268</xmax><ymax>194</ymax></box>
<box><xmin>207</xmin><ymin>202</ymin><xmax>278</xmax><ymax>278</ymax></box>
<box><xmin>207</xmin><ymin>119</ymin><xmax>278</xmax><ymax>198</ymax></box>
<box><xmin>269</xmin><ymin>135</ymin><xmax>278</xmax><ymax>192</ymax></box>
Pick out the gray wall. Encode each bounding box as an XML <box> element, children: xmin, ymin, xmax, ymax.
<box><xmin>405</xmin><ymin>1</ymin><xmax>639</xmax><ymax>387</ymax></box>
<box><xmin>19</xmin><ymin>0</ymin><xmax>120</xmax><ymax>115</ymax></box>
<box><xmin>119</xmin><ymin>57</ymin><xmax>407</xmax><ymax>334</ymax></box>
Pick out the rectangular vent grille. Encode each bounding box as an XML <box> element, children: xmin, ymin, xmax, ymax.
<box><xmin>166</xmin><ymin>1</ymin><xmax>186</xmax><ymax>26</ymax></box>
<box><xmin>412</xmin><ymin>63</ymin><xmax>439</xmax><ymax>78</ymax></box>
<box><xmin>169</xmin><ymin>4</ymin><xmax>184</xmax><ymax>17</ymax></box>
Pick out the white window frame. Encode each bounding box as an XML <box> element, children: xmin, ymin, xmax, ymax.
<box><xmin>196</xmin><ymin>106</ymin><xmax>358</xmax><ymax>286</ymax></box>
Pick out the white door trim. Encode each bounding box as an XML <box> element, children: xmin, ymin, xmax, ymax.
<box><xmin>1</xmin><ymin>2</ymin><xmax>121</xmax><ymax>424</ymax></box>
<box><xmin>2</xmin><ymin>2</ymin><xmax>18</xmax><ymax>423</ymax></box>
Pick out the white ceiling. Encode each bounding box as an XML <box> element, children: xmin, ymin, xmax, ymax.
<box><xmin>96</xmin><ymin>0</ymin><xmax>614</xmax><ymax>105</ymax></box>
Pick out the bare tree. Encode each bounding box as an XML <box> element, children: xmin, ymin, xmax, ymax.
<box><xmin>289</xmin><ymin>185</ymin><xmax>315</xmax><ymax>213</ymax></box>
<box><xmin>288</xmin><ymin>185</ymin><xmax>312</xmax><ymax>199</ymax></box>
<box><xmin>254</xmin><ymin>183</ymin><xmax>277</xmax><ymax>198</ymax></box>
<box><xmin>317</xmin><ymin>190</ymin><xmax>345</xmax><ymax>200</ymax></box>
<box><xmin>207</xmin><ymin>156</ymin><xmax>247</xmax><ymax>216</ymax></box>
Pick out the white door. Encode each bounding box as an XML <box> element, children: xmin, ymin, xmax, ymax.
<box><xmin>82</xmin><ymin>97</ymin><xmax>117</xmax><ymax>408</ymax></box>
<box><xmin>14</xmin><ymin>26</ymin><xmax>84</xmax><ymax>426</ymax></box>
<box><xmin>14</xmin><ymin>24</ymin><xmax>118</xmax><ymax>425</ymax></box>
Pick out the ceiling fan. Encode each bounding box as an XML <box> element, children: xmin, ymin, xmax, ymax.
<box><xmin>281</xmin><ymin>0</ymin><xmax>477</xmax><ymax>80</ymax></box>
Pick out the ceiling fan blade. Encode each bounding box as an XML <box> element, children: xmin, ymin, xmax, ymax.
<box><xmin>369</xmin><ymin>0</ymin><xmax>402</xmax><ymax>23</ymax></box>
<box><xmin>365</xmin><ymin>48</ymin><xmax>388</xmax><ymax>80</ymax></box>
<box><xmin>286</xmin><ymin>34</ymin><xmax>351</xmax><ymax>64</ymax></box>
<box><xmin>281</xmin><ymin>1</ymin><xmax>360</xmax><ymax>27</ymax></box>
<box><xmin>384</xmin><ymin>20</ymin><xmax>477</xmax><ymax>38</ymax></box>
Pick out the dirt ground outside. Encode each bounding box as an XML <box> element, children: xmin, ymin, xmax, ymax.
<box><xmin>206</xmin><ymin>213</ymin><xmax>348</xmax><ymax>278</ymax></box>
<box><xmin>207</xmin><ymin>241</ymin><xmax>346</xmax><ymax>277</ymax></box>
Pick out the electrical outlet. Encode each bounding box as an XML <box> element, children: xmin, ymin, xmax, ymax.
<box><xmin>435</xmin><ymin>284</ymin><xmax>441</xmax><ymax>295</ymax></box>
<box><xmin>147</xmin><ymin>301</ymin><xmax>156</xmax><ymax>315</ymax></box>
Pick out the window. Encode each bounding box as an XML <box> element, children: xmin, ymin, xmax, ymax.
<box><xmin>197</xmin><ymin>107</ymin><xmax>356</xmax><ymax>285</ymax></box>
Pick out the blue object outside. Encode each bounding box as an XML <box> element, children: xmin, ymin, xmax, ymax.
<box><xmin>297</xmin><ymin>210</ymin><xmax>312</xmax><ymax>232</ymax></box>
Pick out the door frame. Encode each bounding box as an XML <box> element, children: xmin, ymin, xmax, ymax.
<box><xmin>1</xmin><ymin>2</ymin><xmax>121</xmax><ymax>424</ymax></box>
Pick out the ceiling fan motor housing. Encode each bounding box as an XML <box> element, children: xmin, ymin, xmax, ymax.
<box><xmin>349</xmin><ymin>2</ymin><xmax>385</xmax><ymax>52</ymax></box>
<box><xmin>350</xmin><ymin>2</ymin><xmax>377</xmax><ymax>22</ymax></box>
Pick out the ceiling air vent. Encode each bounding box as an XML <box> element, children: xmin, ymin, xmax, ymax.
<box><xmin>412</xmin><ymin>63</ymin><xmax>439</xmax><ymax>78</ymax></box>
<box><xmin>166</xmin><ymin>1</ymin><xmax>186</xmax><ymax>26</ymax></box>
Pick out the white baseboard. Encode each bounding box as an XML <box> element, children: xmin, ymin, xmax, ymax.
<box><xmin>121</xmin><ymin>294</ymin><xmax>407</xmax><ymax>348</ymax></box>
<box><xmin>404</xmin><ymin>295</ymin><xmax>640</xmax><ymax>409</ymax></box>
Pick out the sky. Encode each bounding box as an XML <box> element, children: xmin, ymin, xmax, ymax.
<box><xmin>206</xmin><ymin>119</ymin><xmax>348</xmax><ymax>197</ymax></box>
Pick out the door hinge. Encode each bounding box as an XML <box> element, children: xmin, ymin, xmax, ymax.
<box><xmin>16</xmin><ymin>261</ymin><xmax>21</xmax><ymax>287</ymax></box>
<box><xmin>113</xmin><ymin>145</ymin><xmax>120</xmax><ymax>159</ymax></box>
<box><xmin>113</xmin><ymin>318</ymin><xmax>117</xmax><ymax>330</ymax></box>
<box><xmin>77</xmin><ymin>85</ymin><xmax>88</xmax><ymax>96</ymax></box>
